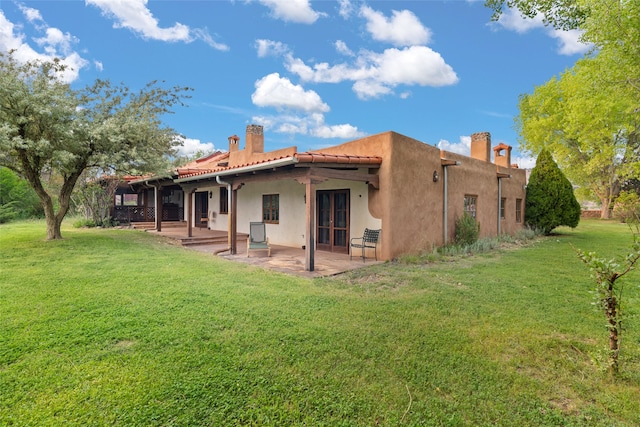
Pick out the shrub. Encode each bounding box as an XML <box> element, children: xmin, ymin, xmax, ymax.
<box><xmin>454</xmin><ymin>213</ymin><xmax>479</xmax><ymax>246</ymax></box>
<box><xmin>525</xmin><ymin>149</ymin><xmax>581</xmax><ymax>235</ymax></box>
<box><xmin>0</xmin><ymin>202</ymin><xmax>18</xmax><ymax>223</ymax></box>
<box><xmin>73</xmin><ymin>218</ymin><xmax>97</xmax><ymax>228</ymax></box>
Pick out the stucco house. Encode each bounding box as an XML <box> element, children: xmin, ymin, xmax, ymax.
<box><xmin>120</xmin><ymin>124</ymin><xmax>527</xmax><ymax>271</ymax></box>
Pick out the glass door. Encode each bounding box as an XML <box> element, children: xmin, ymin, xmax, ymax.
<box><xmin>316</xmin><ymin>190</ymin><xmax>350</xmax><ymax>253</ymax></box>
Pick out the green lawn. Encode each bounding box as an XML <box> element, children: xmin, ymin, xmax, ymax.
<box><xmin>1</xmin><ymin>219</ymin><xmax>639</xmax><ymax>426</ymax></box>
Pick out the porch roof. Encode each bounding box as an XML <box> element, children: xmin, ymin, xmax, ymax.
<box><xmin>174</xmin><ymin>151</ymin><xmax>382</xmax><ymax>182</ymax></box>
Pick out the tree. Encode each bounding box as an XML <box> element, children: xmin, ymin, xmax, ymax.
<box><xmin>574</xmin><ymin>227</ymin><xmax>640</xmax><ymax>375</ymax></box>
<box><xmin>517</xmin><ymin>55</ymin><xmax>638</xmax><ymax>218</ymax></box>
<box><xmin>0</xmin><ymin>51</ymin><xmax>190</xmax><ymax>239</ymax></box>
<box><xmin>485</xmin><ymin>0</ymin><xmax>589</xmax><ymax>31</ymax></box>
<box><xmin>525</xmin><ymin>149</ymin><xmax>581</xmax><ymax>234</ymax></box>
<box><xmin>486</xmin><ymin>0</ymin><xmax>640</xmax><ymax>218</ymax></box>
<box><xmin>71</xmin><ymin>172</ymin><xmax>122</xmax><ymax>227</ymax></box>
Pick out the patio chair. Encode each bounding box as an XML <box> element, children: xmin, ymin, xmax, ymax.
<box><xmin>247</xmin><ymin>222</ymin><xmax>271</xmax><ymax>257</ymax></box>
<box><xmin>350</xmin><ymin>228</ymin><xmax>381</xmax><ymax>261</ymax></box>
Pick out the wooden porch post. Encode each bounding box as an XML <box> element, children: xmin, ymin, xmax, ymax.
<box><xmin>155</xmin><ymin>185</ymin><xmax>162</xmax><ymax>232</ymax></box>
<box><xmin>305</xmin><ymin>181</ymin><xmax>316</xmax><ymax>272</ymax></box>
<box><xmin>230</xmin><ymin>183</ymin><xmax>240</xmax><ymax>255</ymax></box>
<box><xmin>186</xmin><ymin>190</ymin><xmax>193</xmax><ymax>238</ymax></box>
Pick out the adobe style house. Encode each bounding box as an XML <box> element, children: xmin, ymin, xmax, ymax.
<box><xmin>122</xmin><ymin>125</ymin><xmax>527</xmax><ymax>271</ymax></box>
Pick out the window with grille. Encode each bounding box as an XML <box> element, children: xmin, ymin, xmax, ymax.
<box><xmin>464</xmin><ymin>195</ymin><xmax>477</xmax><ymax>218</ymax></box>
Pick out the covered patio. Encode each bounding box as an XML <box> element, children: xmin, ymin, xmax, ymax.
<box><xmin>145</xmin><ymin>223</ymin><xmax>382</xmax><ymax>278</ymax></box>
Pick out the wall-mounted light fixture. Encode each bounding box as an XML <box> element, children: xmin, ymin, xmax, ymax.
<box><xmin>433</xmin><ymin>171</ymin><xmax>439</xmax><ymax>182</ymax></box>
<box><xmin>209</xmin><ymin>191</ymin><xmax>212</xmax><ymax>198</ymax></box>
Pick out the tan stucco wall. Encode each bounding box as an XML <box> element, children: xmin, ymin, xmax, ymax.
<box><xmin>317</xmin><ymin>131</ymin><xmax>527</xmax><ymax>260</ymax></box>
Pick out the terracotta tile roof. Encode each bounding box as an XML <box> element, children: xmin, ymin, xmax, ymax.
<box><xmin>294</xmin><ymin>152</ymin><xmax>382</xmax><ymax>165</ymax></box>
<box><xmin>176</xmin><ymin>151</ymin><xmax>382</xmax><ymax>179</ymax></box>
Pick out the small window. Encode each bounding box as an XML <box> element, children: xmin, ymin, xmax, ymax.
<box><xmin>219</xmin><ymin>187</ymin><xmax>228</xmax><ymax>214</ymax></box>
<box><xmin>500</xmin><ymin>198</ymin><xmax>506</xmax><ymax>220</ymax></box>
<box><xmin>123</xmin><ymin>194</ymin><xmax>138</xmax><ymax>206</ymax></box>
<box><xmin>464</xmin><ymin>195</ymin><xmax>477</xmax><ymax>219</ymax></box>
<box><xmin>263</xmin><ymin>194</ymin><xmax>279</xmax><ymax>224</ymax></box>
<box><xmin>516</xmin><ymin>198</ymin><xmax>522</xmax><ymax>223</ymax></box>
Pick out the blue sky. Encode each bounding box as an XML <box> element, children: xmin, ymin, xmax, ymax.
<box><xmin>0</xmin><ymin>0</ymin><xmax>590</xmax><ymax>168</ymax></box>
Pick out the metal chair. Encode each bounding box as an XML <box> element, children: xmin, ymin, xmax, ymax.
<box><xmin>247</xmin><ymin>222</ymin><xmax>271</xmax><ymax>257</ymax></box>
<box><xmin>350</xmin><ymin>228</ymin><xmax>381</xmax><ymax>261</ymax></box>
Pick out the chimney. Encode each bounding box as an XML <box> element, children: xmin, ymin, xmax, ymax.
<box><xmin>470</xmin><ymin>132</ymin><xmax>491</xmax><ymax>162</ymax></box>
<box><xmin>245</xmin><ymin>124</ymin><xmax>264</xmax><ymax>154</ymax></box>
<box><xmin>493</xmin><ymin>143</ymin><xmax>512</xmax><ymax>168</ymax></box>
<box><xmin>228</xmin><ymin>134</ymin><xmax>240</xmax><ymax>152</ymax></box>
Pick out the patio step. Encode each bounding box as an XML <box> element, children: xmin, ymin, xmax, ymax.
<box><xmin>130</xmin><ymin>221</ymin><xmax>186</xmax><ymax>230</ymax></box>
<box><xmin>180</xmin><ymin>233</ymin><xmax>248</xmax><ymax>247</ymax></box>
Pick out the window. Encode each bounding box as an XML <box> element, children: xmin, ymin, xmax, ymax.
<box><xmin>123</xmin><ymin>194</ymin><xmax>138</xmax><ymax>206</ymax></box>
<box><xmin>516</xmin><ymin>198</ymin><xmax>522</xmax><ymax>223</ymax></box>
<box><xmin>500</xmin><ymin>198</ymin><xmax>506</xmax><ymax>220</ymax></box>
<box><xmin>219</xmin><ymin>187</ymin><xmax>228</xmax><ymax>214</ymax></box>
<box><xmin>262</xmin><ymin>194</ymin><xmax>279</xmax><ymax>224</ymax></box>
<box><xmin>464</xmin><ymin>195</ymin><xmax>477</xmax><ymax>218</ymax></box>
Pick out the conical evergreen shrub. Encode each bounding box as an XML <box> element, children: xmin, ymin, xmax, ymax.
<box><xmin>525</xmin><ymin>149</ymin><xmax>581</xmax><ymax>235</ymax></box>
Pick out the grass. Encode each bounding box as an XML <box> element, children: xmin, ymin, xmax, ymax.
<box><xmin>1</xmin><ymin>219</ymin><xmax>639</xmax><ymax>426</ymax></box>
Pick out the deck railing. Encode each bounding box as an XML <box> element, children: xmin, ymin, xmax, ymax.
<box><xmin>113</xmin><ymin>206</ymin><xmax>184</xmax><ymax>223</ymax></box>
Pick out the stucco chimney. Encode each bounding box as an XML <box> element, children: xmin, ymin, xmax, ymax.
<box><xmin>228</xmin><ymin>134</ymin><xmax>240</xmax><ymax>152</ymax></box>
<box><xmin>471</xmin><ymin>132</ymin><xmax>491</xmax><ymax>162</ymax></box>
<box><xmin>493</xmin><ymin>143</ymin><xmax>512</xmax><ymax>168</ymax></box>
<box><xmin>245</xmin><ymin>124</ymin><xmax>264</xmax><ymax>154</ymax></box>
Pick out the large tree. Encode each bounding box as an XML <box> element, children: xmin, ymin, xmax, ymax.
<box><xmin>485</xmin><ymin>0</ymin><xmax>640</xmax><ymax>217</ymax></box>
<box><xmin>0</xmin><ymin>51</ymin><xmax>190</xmax><ymax>239</ymax></box>
<box><xmin>517</xmin><ymin>55</ymin><xmax>638</xmax><ymax>218</ymax></box>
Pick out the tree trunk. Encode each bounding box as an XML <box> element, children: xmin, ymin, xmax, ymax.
<box><xmin>600</xmin><ymin>194</ymin><xmax>612</xmax><ymax>219</ymax></box>
<box><xmin>606</xmin><ymin>291</ymin><xmax>619</xmax><ymax>375</ymax></box>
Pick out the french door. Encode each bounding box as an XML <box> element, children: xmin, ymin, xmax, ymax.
<box><xmin>195</xmin><ymin>192</ymin><xmax>208</xmax><ymax>225</ymax></box>
<box><xmin>316</xmin><ymin>190</ymin><xmax>350</xmax><ymax>253</ymax></box>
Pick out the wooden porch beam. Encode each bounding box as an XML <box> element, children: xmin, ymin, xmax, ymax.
<box><xmin>308</xmin><ymin>168</ymin><xmax>379</xmax><ymax>189</ymax></box>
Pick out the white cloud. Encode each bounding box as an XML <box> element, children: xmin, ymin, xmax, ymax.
<box><xmin>495</xmin><ymin>8</ymin><xmax>544</xmax><ymax>34</ymax></box>
<box><xmin>255</xmin><ymin>39</ymin><xmax>289</xmax><ymax>58</ymax></box>
<box><xmin>251</xmin><ymin>112</ymin><xmax>364</xmax><ymax>140</ymax></box>
<box><xmin>175</xmin><ymin>136</ymin><xmax>216</xmax><ymax>157</ymax></box>
<box><xmin>335</xmin><ymin>40</ymin><xmax>354</xmax><ymax>56</ymax></box>
<box><xmin>86</xmin><ymin>0</ymin><xmax>228</xmax><ymax>50</ymax></box>
<box><xmin>550</xmin><ymin>28</ymin><xmax>590</xmax><ymax>55</ymax></box>
<box><xmin>252</xmin><ymin>73</ymin><xmax>329</xmax><ymax>113</ymax></box>
<box><xmin>191</xmin><ymin>28</ymin><xmax>230</xmax><ymax>51</ymax></box>
<box><xmin>34</xmin><ymin>27</ymin><xmax>77</xmax><ymax>55</ymax></box>
<box><xmin>493</xmin><ymin>8</ymin><xmax>591</xmax><ymax>56</ymax></box>
<box><xmin>438</xmin><ymin>136</ymin><xmax>471</xmax><ymax>156</ymax></box>
<box><xmin>17</xmin><ymin>4</ymin><xmax>44</xmax><ymax>24</ymax></box>
<box><xmin>512</xmin><ymin>154</ymin><xmax>536</xmax><ymax>169</ymax></box>
<box><xmin>250</xmin><ymin>76</ymin><xmax>364</xmax><ymax>140</ymax></box>
<box><xmin>0</xmin><ymin>9</ymin><xmax>88</xmax><ymax>83</ymax></box>
<box><xmin>257</xmin><ymin>0</ymin><xmax>325</xmax><ymax>24</ymax></box>
<box><xmin>360</xmin><ymin>5</ymin><xmax>431</xmax><ymax>47</ymax></box>
<box><xmin>286</xmin><ymin>46</ymin><xmax>458</xmax><ymax>99</ymax></box>
<box><xmin>338</xmin><ymin>0</ymin><xmax>354</xmax><ymax>19</ymax></box>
